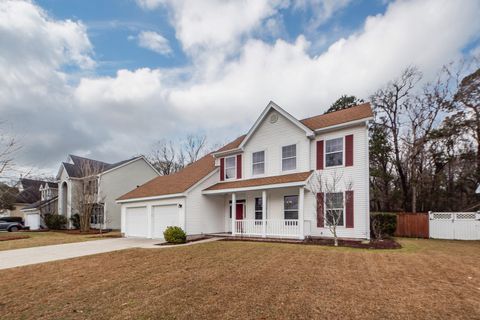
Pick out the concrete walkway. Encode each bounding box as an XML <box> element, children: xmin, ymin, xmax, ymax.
<box><xmin>0</xmin><ymin>237</ymin><xmax>221</xmax><ymax>270</ymax></box>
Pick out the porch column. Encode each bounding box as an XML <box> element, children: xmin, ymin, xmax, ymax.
<box><xmin>231</xmin><ymin>193</ymin><xmax>236</xmax><ymax>236</ymax></box>
<box><xmin>298</xmin><ymin>187</ymin><xmax>305</xmax><ymax>240</ymax></box>
<box><xmin>262</xmin><ymin>190</ymin><xmax>267</xmax><ymax>238</ymax></box>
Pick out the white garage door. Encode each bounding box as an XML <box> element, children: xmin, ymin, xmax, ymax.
<box><xmin>152</xmin><ymin>205</ymin><xmax>180</xmax><ymax>239</ymax></box>
<box><xmin>125</xmin><ymin>207</ymin><xmax>148</xmax><ymax>238</ymax></box>
<box><xmin>25</xmin><ymin>213</ymin><xmax>40</xmax><ymax>230</ymax></box>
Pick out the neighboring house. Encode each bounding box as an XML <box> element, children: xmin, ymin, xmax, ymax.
<box><xmin>57</xmin><ymin>155</ymin><xmax>159</xmax><ymax>229</ymax></box>
<box><xmin>117</xmin><ymin>101</ymin><xmax>372</xmax><ymax>240</ymax></box>
<box><xmin>10</xmin><ymin>179</ymin><xmax>57</xmax><ymax>220</ymax></box>
<box><xmin>21</xmin><ymin>182</ymin><xmax>58</xmax><ymax>230</ymax></box>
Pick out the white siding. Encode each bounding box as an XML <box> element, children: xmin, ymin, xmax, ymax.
<box><xmin>185</xmin><ymin>170</ymin><xmax>225</xmax><ymax>235</ymax></box>
<box><xmin>306</xmin><ymin>124</ymin><xmax>370</xmax><ymax>239</ymax></box>
<box><xmin>242</xmin><ymin>109</ymin><xmax>311</xmax><ymax>179</ymax></box>
<box><xmin>99</xmin><ymin>159</ymin><xmax>158</xmax><ymax>229</ymax></box>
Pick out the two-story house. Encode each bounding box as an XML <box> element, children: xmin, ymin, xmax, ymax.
<box><xmin>117</xmin><ymin>101</ymin><xmax>372</xmax><ymax>240</ymax></box>
<box><xmin>57</xmin><ymin>154</ymin><xmax>159</xmax><ymax>229</ymax></box>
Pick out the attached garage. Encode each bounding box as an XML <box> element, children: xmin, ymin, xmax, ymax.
<box><xmin>125</xmin><ymin>207</ymin><xmax>148</xmax><ymax>238</ymax></box>
<box><xmin>121</xmin><ymin>200</ymin><xmax>185</xmax><ymax>239</ymax></box>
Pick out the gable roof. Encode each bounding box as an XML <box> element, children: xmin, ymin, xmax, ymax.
<box><xmin>236</xmin><ymin>101</ymin><xmax>315</xmax><ymax>151</ymax></box>
<box><xmin>22</xmin><ymin>196</ymin><xmax>58</xmax><ymax>211</ymax></box>
<box><xmin>117</xmin><ymin>153</ymin><xmax>216</xmax><ymax>201</ymax></box>
<box><xmin>214</xmin><ymin>102</ymin><xmax>373</xmax><ymax>155</ymax></box>
<box><xmin>60</xmin><ymin>155</ymin><xmax>145</xmax><ymax>178</ymax></box>
<box><xmin>15</xmin><ymin>178</ymin><xmax>55</xmax><ymax>204</ymax></box>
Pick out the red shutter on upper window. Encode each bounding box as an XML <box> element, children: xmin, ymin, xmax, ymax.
<box><xmin>345</xmin><ymin>134</ymin><xmax>354</xmax><ymax>167</ymax></box>
<box><xmin>316</xmin><ymin>140</ymin><xmax>324</xmax><ymax>170</ymax></box>
<box><xmin>236</xmin><ymin>154</ymin><xmax>242</xmax><ymax>179</ymax></box>
<box><xmin>345</xmin><ymin>190</ymin><xmax>354</xmax><ymax>228</ymax></box>
<box><xmin>220</xmin><ymin>158</ymin><xmax>225</xmax><ymax>181</ymax></box>
<box><xmin>317</xmin><ymin>193</ymin><xmax>324</xmax><ymax>227</ymax></box>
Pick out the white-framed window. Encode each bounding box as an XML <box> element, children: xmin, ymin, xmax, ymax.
<box><xmin>282</xmin><ymin>144</ymin><xmax>296</xmax><ymax>171</ymax></box>
<box><xmin>325</xmin><ymin>137</ymin><xmax>343</xmax><ymax>167</ymax></box>
<box><xmin>255</xmin><ymin>197</ymin><xmax>263</xmax><ymax>220</ymax></box>
<box><xmin>252</xmin><ymin>151</ymin><xmax>265</xmax><ymax>175</ymax></box>
<box><xmin>284</xmin><ymin>195</ymin><xmax>298</xmax><ymax>219</ymax></box>
<box><xmin>325</xmin><ymin>192</ymin><xmax>344</xmax><ymax>226</ymax></box>
<box><xmin>225</xmin><ymin>156</ymin><xmax>236</xmax><ymax>180</ymax></box>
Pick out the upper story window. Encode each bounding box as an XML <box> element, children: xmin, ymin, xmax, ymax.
<box><xmin>252</xmin><ymin>151</ymin><xmax>265</xmax><ymax>175</ymax></box>
<box><xmin>282</xmin><ymin>144</ymin><xmax>296</xmax><ymax>171</ymax></box>
<box><xmin>225</xmin><ymin>156</ymin><xmax>236</xmax><ymax>180</ymax></box>
<box><xmin>325</xmin><ymin>138</ymin><xmax>343</xmax><ymax>167</ymax></box>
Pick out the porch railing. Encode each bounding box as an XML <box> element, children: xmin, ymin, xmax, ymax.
<box><xmin>235</xmin><ymin>219</ymin><xmax>299</xmax><ymax>238</ymax></box>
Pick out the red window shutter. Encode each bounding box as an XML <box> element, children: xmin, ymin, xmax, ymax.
<box><xmin>316</xmin><ymin>140</ymin><xmax>324</xmax><ymax>170</ymax></box>
<box><xmin>317</xmin><ymin>193</ymin><xmax>324</xmax><ymax>227</ymax></box>
<box><xmin>236</xmin><ymin>154</ymin><xmax>242</xmax><ymax>179</ymax></box>
<box><xmin>220</xmin><ymin>158</ymin><xmax>225</xmax><ymax>181</ymax></box>
<box><xmin>345</xmin><ymin>134</ymin><xmax>354</xmax><ymax>167</ymax></box>
<box><xmin>346</xmin><ymin>190</ymin><xmax>354</xmax><ymax>228</ymax></box>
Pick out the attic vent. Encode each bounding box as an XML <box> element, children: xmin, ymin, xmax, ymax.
<box><xmin>269</xmin><ymin>112</ymin><xmax>279</xmax><ymax>123</ymax></box>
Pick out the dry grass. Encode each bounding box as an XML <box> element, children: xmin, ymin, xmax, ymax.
<box><xmin>0</xmin><ymin>231</ymin><xmax>120</xmax><ymax>251</ymax></box>
<box><xmin>0</xmin><ymin>238</ymin><xmax>479</xmax><ymax>320</ymax></box>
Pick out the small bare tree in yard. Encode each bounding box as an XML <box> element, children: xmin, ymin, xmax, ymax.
<box><xmin>73</xmin><ymin>160</ymin><xmax>106</xmax><ymax>232</ymax></box>
<box><xmin>309</xmin><ymin>170</ymin><xmax>353</xmax><ymax>247</ymax></box>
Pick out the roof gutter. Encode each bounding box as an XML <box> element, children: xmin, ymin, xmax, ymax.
<box><xmin>314</xmin><ymin>117</ymin><xmax>373</xmax><ymax>133</ymax></box>
<box><xmin>116</xmin><ymin>193</ymin><xmax>186</xmax><ymax>204</ymax></box>
<box><xmin>212</xmin><ymin>148</ymin><xmax>243</xmax><ymax>158</ymax></box>
<box><xmin>202</xmin><ymin>181</ymin><xmax>307</xmax><ymax>195</ymax></box>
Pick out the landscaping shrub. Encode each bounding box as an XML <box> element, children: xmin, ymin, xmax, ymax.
<box><xmin>163</xmin><ymin>226</ymin><xmax>187</xmax><ymax>244</ymax></box>
<box><xmin>70</xmin><ymin>213</ymin><xmax>81</xmax><ymax>229</ymax></box>
<box><xmin>44</xmin><ymin>214</ymin><xmax>67</xmax><ymax>230</ymax></box>
<box><xmin>370</xmin><ymin>212</ymin><xmax>397</xmax><ymax>240</ymax></box>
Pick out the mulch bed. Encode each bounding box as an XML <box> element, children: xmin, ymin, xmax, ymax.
<box><xmin>221</xmin><ymin>237</ymin><xmax>401</xmax><ymax>249</ymax></box>
<box><xmin>304</xmin><ymin>238</ymin><xmax>401</xmax><ymax>249</ymax></box>
<box><xmin>88</xmin><ymin>234</ymin><xmax>122</xmax><ymax>239</ymax></box>
<box><xmin>156</xmin><ymin>236</ymin><xmax>209</xmax><ymax>246</ymax></box>
<box><xmin>0</xmin><ymin>235</ymin><xmax>30</xmax><ymax>241</ymax></box>
<box><xmin>58</xmin><ymin>229</ymin><xmax>113</xmax><ymax>235</ymax></box>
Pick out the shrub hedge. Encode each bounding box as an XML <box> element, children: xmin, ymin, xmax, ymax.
<box><xmin>44</xmin><ymin>214</ymin><xmax>67</xmax><ymax>230</ymax></box>
<box><xmin>163</xmin><ymin>226</ymin><xmax>187</xmax><ymax>244</ymax></box>
<box><xmin>370</xmin><ymin>212</ymin><xmax>397</xmax><ymax>240</ymax></box>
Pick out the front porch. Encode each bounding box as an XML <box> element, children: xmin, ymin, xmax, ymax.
<box><xmin>204</xmin><ymin>184</ymin><xmax>309</xmax><ymax>240</ymax></box>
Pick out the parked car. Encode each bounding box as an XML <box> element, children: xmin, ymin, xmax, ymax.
<box><xmin>0</xmin><ymin>218</ymin><xmax>24</xmax><ymax>232</ymax></box>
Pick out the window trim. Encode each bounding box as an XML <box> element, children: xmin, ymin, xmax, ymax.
<box><xmin>254</xmin><ymin>197</ymin><xmax>263</xmax><ymax>221</ymax></box>
<box><xmin>324</xmin><ymin>192</ymin><xmax>345</xmax><ymax>227</ymax></box>
<box><xmin>281</xmin><ymin>144</ymin><xmax>298</xmax><ymax>172</ymax></box>
<box><xmin>224</xmin><ymin>155</ymin><xmax>237</xmax><ymax>181</ymax></box>
<box><xmin>252</xmin><ymin>150</ymin><xmax>266</xmax><ymax>176</ymax></box>
<box><xmin>283</xmin><ymin>195</ymin><xmax>299</xmax><ymax>220</ymax></box>
<box><xmin>324</xmin><ymin>136</ymin><xmax>345</xmax><ymax>169</ymax></box>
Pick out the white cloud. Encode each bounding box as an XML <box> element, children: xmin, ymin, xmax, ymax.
<box><xmin>2</xmin><ymin>0</ymin><xmax>480</xmax><ymax>176</ymax></box>
<box><xmin>293</xmin><ymin>0</ymin><xmax>352</xmax><ymax>31</ymax></box>
<box><xmin>135</xmin><ymin>30</ymin><xmax>172</xmax><ymax>55</ymax></box>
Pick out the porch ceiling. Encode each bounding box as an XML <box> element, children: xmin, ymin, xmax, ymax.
<box><xmin>203</xmin><ymin>171</ymin><xmax>312</xmax><ymax>194</ymax></box>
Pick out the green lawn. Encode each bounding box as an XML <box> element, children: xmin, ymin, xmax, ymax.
<box><xmin>0</xmin><ymin>238</ymin><xmax>479</xmax><ymax>319</ymax></box>
<box><xmin>0</xmin><ymin>231</ymin><xmax>119</xmax><ymax>251</ymax></box>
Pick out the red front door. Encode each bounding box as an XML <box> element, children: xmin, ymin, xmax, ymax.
<box><xmin>235</xmin><ymin>203</ymin><xmax>244</xmax><ymax>220</ymax></box>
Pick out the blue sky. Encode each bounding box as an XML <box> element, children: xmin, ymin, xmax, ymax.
<box><xmin>36</xmin><ymin>0</ymin><xmax>390</xmax><ymax>75</ymax></box>
<box><xmin>0</xmin><ymin>0</ymin><xmax>479</xmax><ymax>176</ymax></box>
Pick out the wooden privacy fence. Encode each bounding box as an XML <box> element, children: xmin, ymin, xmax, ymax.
<box><xmin>394</xmin><ymin>213</ymin><xmax>429</xmax><ymax>238</ymax></box>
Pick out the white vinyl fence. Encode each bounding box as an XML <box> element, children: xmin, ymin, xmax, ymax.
<box><xmin>429</xmin><ymin>212</ymin><xmax>480</xmax><ymax>240</ymax></box>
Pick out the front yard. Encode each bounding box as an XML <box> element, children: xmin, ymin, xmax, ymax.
<box><xmin>0</xmin><ymin>238</ymin><xmax>479</xmax><ymax>319</ymax></box>
<box><xmin>0</xmin><ymin>231</ymin><xmax>119</xmax><ymax>251</ymax></box>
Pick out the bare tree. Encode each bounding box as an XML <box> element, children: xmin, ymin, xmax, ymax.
<box><xmin>371</xmin><ymin>66</ymin><xmax>422</xmax><ymax>211</ymax></box>
<box><xmin>184</xmin><ymin>134</ymin><xmax>207</xmax><ymax>164</ymax></box>
<box><xmin>309</xmin><ymin>170</ymin><xmax>353</xmax><ymax>246</ymax></box>
<box><xmin>0</xmin><ymin>122</ymin><xmax>20</xmax><ymax>178</ymax></box>
<box><xmin>73</xmin><ymin>160</ymin><xmax>106</xmax><ymax>232</ymax></box>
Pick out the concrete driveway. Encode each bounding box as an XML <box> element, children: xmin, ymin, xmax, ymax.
<box><xmin>0</xmin><ymin>237</ymin><xmax>163</xmax><ymax>270</ymax></box>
